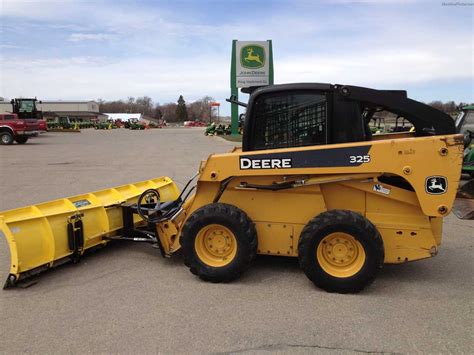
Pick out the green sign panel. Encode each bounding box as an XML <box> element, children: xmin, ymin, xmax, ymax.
<box><xmin>240</xmin><ymin>45</ymin><xmax>265</xmax><ymax>69</ymax></box>
<box><xmin>230</xmin><ymin>40</ymin><xmax>274</xmax><ymax>136</ymax></box>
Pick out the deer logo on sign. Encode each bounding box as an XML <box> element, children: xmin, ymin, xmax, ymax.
<box><xmin>240</xmin><ymin>45</ymin><xmax>265</xmax><ymax>69</ymax></box>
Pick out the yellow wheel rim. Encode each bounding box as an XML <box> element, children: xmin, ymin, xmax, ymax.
<box><xmin>195</xmin><ymin>224</ymin><xmax>237</xmax><ymax>267</ymax></box>
<box><xmin>316</xmin><ymin>232</ymin><xmax>366</xmax><ymax>278</ymax></box>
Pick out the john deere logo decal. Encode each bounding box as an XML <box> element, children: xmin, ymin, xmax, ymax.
<box><xmin>241</xmin><ymin>45</ymin><xmax>265</xmax><ymax>69</ymax></box>
<box><xmin>425</xmin><ymin>176</ymin><xmax>447</xmax><ymax>195</ymax></box>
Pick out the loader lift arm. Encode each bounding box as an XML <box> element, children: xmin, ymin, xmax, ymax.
<box><xmin>337</xmin><ymin>84</ymin><xmax>455</xmax><ymax>135</ymax></box>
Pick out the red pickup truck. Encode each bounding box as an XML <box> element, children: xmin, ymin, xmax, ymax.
<box><xmin>0</xmin><ymin>113</ymin><xmax>40</xmax><ymax>145</ymax></box>
<box><xmin>38</xmin><ymin>119</ymin><xmax>47</xmax><ymax>132</ymax></box>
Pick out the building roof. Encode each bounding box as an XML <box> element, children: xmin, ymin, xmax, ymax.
<box><xmin>43</xmin><ymin>111</ymin><xmax>107</xmax><ymax>117</ymax></box>
<box><xmin>105</xmin><ymin>113</ymin><xmax>142</xmax><ymax>120</ymax></box>
<box><xmin>41</xmin><ymin>100</ymin><xmax>97</xmax><ymax>104</ymax></box>
<box><xmin>1</xmin><ymin>100</ymin><xmax>97</xmax><ymax>104</ymax></box>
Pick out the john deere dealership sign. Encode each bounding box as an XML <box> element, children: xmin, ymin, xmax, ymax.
<box><xmin>229</xmin><ymin>40</ymin><xmax>273</xmax><ymax>135</ymax></box>
<box><xmin>234</xmin><ymin>41</ymin><xmax>273</xmax><ymax>88</ymax></box>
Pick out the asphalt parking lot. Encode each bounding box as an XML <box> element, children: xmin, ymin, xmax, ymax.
<box><xmin>0</xmin><ymin>129</ymin><xmax>472</xmax><ymax>353</ymax></box>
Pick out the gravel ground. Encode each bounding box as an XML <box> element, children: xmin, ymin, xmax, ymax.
<box><xmin>0</xmin><ymin>129</ymin><xmax>472</xmax><ymax>353</ymax></box>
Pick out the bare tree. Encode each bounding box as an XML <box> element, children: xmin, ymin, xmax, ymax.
<box><xmin>188</xmin><ymin>96</ymin><xmax>215</xmax><ymax>121</ymax></box>
<box><xmin>160</xmin><ymin>103</ymin><xmax>178</xmax><ymax>122</ymax></box>
<box><xmin>427</xmin><ymin>100</ymin><xmax>471</xmax><ymax>114</ymax></box>
<box><xmin>136</xmin><ymin>96</ymin><xmax>153</xmax><ymax>116</ymax></box>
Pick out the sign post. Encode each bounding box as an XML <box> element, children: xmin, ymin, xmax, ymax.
<box><xmin>230</xmin><ymin>40</ymin><xmax>273</xmax><ymax>135</ymax></box>
<box><xmin>210</xmin><ymin>102</ymin><xmax>220</xmax><ymax>123</ymax></box>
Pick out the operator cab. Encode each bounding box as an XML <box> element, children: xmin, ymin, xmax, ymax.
<box><xmin>241</xmin><ymin>83</ymin><xmax>455</xmax><ymax>152</ymax></box>
<box><xmin>10</xmin><ymin>98</ymin><xmax>42</xmax><ymax>121</ymax></box>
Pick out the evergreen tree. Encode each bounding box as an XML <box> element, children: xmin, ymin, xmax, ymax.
<box><xmin>176</xmin><ymin>95</ymin><xmax>188</xmax><ymax>121</ymax></box>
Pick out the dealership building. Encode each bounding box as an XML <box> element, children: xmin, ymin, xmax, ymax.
<box><xmin>0</xmin><ymin>100</ymin><xmax>108</xmax><ymax>122</ymax></box>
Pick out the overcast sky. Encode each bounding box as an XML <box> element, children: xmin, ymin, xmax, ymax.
<box><xmin>1</xmin><ymin>0</ymin><xmax>472</xmax><ymax>115</ymax></box>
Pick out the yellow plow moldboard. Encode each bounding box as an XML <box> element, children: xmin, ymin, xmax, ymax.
<box><xmin>0</xmin><ymin>177</ymin><xmax>180</xmax><ymax>288</ymax></box>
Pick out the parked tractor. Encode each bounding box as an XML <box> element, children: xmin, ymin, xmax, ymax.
<box><xmin>0</xmin><ymin>98</ymin><xmax>41</xmax><ymax>144</ymax></box>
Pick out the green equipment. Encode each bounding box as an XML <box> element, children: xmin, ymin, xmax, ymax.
<box><xmin>205</xmin><ymin>122</ymin><xmax>216</xmax><ymax>136</ymax></box>
<box><xmin>455</xmin><ymin>105</ymin><xmax>474</xmax><ymax>178</ymax></box>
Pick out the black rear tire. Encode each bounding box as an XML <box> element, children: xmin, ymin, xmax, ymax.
<box><xmin>298</xmin><ymin>210</ymin><xmax>384</xmax><ymax>293</ymax></box>
<box><xmin>181</xmin><ymin>203</ymin><xmax>257</xmax><ymax>283</ymax></box>
<box><xmin>15</xmin><ymin>136</ymin><xmax>29</xmax><ymax>144</ymax></box>
<box><xmin>0</xmin><ymin>131</ymin><xmax>14</xmax><ymax>145</ymax></box>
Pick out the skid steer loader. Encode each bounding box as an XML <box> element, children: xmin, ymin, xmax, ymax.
<box><xmin>1</xmin><ymin>83</ymin><xmax>470</xmax><ymax>293</ymax></box>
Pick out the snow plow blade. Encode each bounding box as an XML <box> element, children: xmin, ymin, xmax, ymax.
<box><xmin>0</xmin><ymin>177</ymin><xmax>180</xmax><ymax>288</ymax></box>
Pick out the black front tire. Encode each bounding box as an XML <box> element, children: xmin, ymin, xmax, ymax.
<box><xmin>0</xmin><ymin>131</ymin><xmax>14</xmax><ymax>145</ymax></box>
<box><xmin>181</xmin><ymin>203</ymin><xmax>257</xmax><ymax>283</ymax></box>
<box><xmin>15</xmin><ymin>136</ymin><xmax>29</xmax><ymax>144</ymax></box>
<box><xmin>298</xmin><ymin>210</ymin><xmax>384</xmax><ymax>293</ymax></box>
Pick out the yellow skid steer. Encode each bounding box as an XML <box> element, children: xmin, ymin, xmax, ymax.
<box><xmin>1</xmin><ymin>83</ymin><xmax>471</xmax><ymax>293</ymax></box>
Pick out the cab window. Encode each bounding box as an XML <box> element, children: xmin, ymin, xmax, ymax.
<box><xmin>19</xmin><ymin>100</ymin><xmax>34</xmax><ymax>112</ymax></box>
<box><xmin>252</xmin><ymin>92</ymin><xmax>328</xmax><ymax>150</ymax></box>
